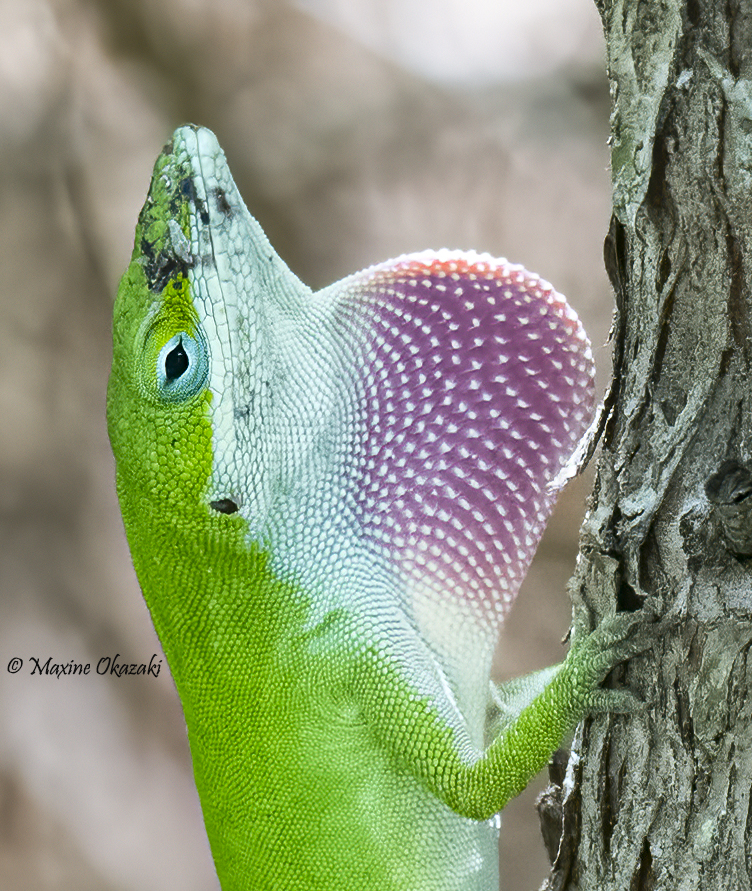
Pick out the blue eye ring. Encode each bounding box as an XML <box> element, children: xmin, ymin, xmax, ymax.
<box><xmin>154</xmin><ymin>331</ymin><xmax>208</xmax><ymax>402</ymax></box>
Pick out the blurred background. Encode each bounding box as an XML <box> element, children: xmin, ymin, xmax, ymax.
<box><xmin>0</xmin><ymin>0</ymin><xmax>614</xmax><ymax>888</ymax></box>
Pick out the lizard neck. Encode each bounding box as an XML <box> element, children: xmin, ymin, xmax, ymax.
<box><xmin>117</xmin><ymin>482</ymin><xmax>307</xmax><ymax>682</ymax></box>
<box><xmin>116</xmin><ymin>479</ymin><xmax>499</xmax><ymax>891</ymax></box>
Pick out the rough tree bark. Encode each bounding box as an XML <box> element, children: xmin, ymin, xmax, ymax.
<box><xmin>538</xmin><ymin>2</ymin><xmax>752</xmax><ymax>889</ymax></box>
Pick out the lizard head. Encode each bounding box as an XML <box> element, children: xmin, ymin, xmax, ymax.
<box><xmin>107</xmin><ymin>125</ymin><xmax>315</xmax><ymax>531</ymax></box>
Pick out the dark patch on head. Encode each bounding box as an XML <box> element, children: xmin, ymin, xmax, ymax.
<box><xmin>179</xmin><ymin>176</ymin><xmax>210</xmax><ymax>225</ymax></box>
<box><xmin>137</xmin><ymin>172</ymin><xmax>209</xmax><ymax>291</ymax></box>
<box><xmin>180</xmin><ymin>176</ymin><xmax>197</xmax><ymax>202</ymax></box>
<box><xmin>233</xmin><ymin>384</ymin><xmax>271</xmax><ymax>422</ymax></box>
<box><xmin>210</xmin><ymin>498</ymin><xmax>239</xmax><ymax>515</ymax></box>
<box><xmin>146</xmin><ymin>252</ymin><xmax>187</xmax><ymax>293</ymax></box>
<box><xmin>214</xmin><ymin>187</ymin><xmax>233</xmax><ymax>218</ymax></box>
<box><xmin>140</xmin><ymin>227</ymin><xmax>192</xmax><ymax>294</ymax></box>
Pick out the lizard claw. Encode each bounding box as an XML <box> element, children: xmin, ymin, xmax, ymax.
<box><xmin>566</xmin><ymin>610</ymin><xmax>658</xmax><ymax>719</ymax></box>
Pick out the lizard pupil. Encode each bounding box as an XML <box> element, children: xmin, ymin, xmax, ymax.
<box><xmin>165</xmin><ymin>339</ymin><xmax>189</xmax><ymax>381</ymax></box>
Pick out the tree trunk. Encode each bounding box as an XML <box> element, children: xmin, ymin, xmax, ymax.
<box><xmin>540</xmin><ymin>2</ymin><xmax>752</xmax><ymax>888</ymax></box>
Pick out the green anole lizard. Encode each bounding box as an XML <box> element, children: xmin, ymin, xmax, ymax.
<box><xmin>107</xmin><ymin>125</ymin><xmax>643</xmax><ymax>890</ymax></box>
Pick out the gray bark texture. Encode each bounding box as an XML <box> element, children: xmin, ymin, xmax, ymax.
<box><xmin>538</xmin><ymin>1</ymin><xmax>752</xmax><ymax>889</ymax></box>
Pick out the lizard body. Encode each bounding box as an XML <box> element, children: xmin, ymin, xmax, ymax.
<box><xmin>108</xmin><ymin>125</ymin><xmax>640</xmax><ymax>890</ymax></box>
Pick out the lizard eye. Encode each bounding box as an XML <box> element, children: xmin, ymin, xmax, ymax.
<box><xmin>164</xmin><ymin>339</ymin><xmax>189</xmax><ymax>381</ymax></box>
<box><xmin>156</xmin><ymin>331</ymin><xmax>208</xmax><ymax>401</ymax></box>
